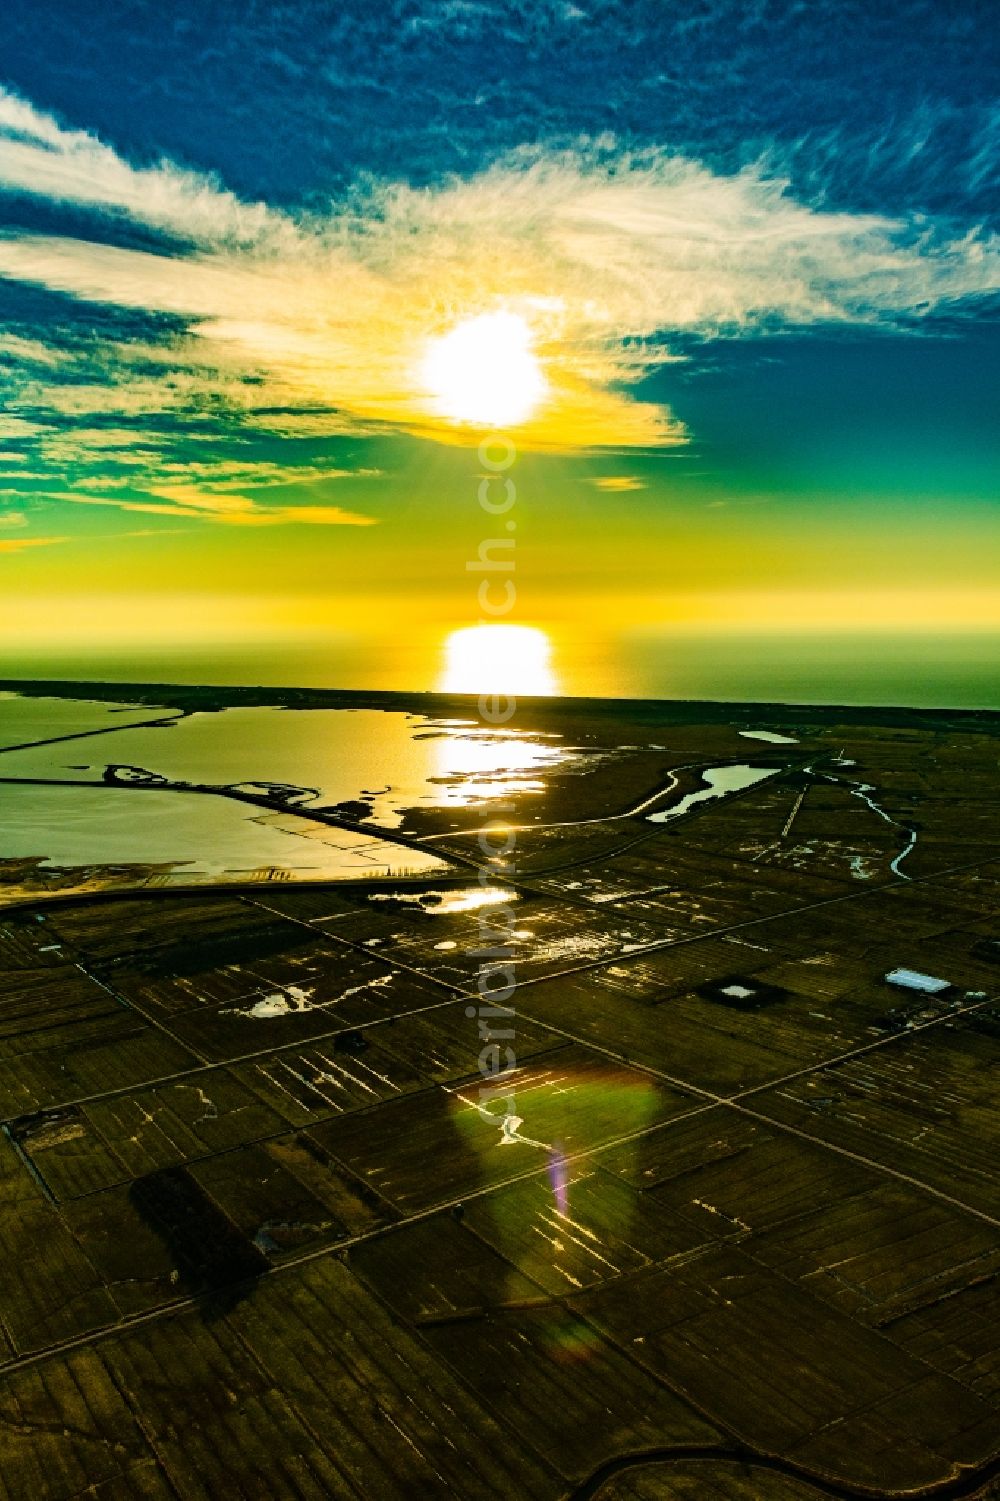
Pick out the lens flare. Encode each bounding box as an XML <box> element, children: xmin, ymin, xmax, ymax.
<box><xmin>548</xmin><ymin>1150</ymin><xmax>569</xmax><ymax>1217</ymax></box>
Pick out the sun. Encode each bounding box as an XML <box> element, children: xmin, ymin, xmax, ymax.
<box><xmin>441</xmin><ymin>625</ymin><xmax>557</xmax><ymax>696</ymax></box>
<box><xmin>421</xmin><ymin>311</ymin><xmax>548</xmax><ymax>427</ymax></box>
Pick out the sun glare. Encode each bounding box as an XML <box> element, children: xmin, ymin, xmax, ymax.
<box><xmin>421</xmin><ymin>311</ymin><xmax>548</xmax><ymax>427</ymax></box>
<box><xmin>441</xmin><ymin>625</ymin><xmax>557</xmax><ymax>695</ymax></box>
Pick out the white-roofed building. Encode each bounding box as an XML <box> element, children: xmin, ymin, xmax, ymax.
<box><xmin>885</xmin><ymin>968</ymin><xmax>951</xmax><ymax>995</ymax></box>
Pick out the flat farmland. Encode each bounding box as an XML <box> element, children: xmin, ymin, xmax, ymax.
<box><xmin>0</xmin><ymin>693</ymin><xmax>997</xmax><ymax>1498</ymax></box>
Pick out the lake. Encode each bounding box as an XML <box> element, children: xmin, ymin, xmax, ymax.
<box><xmin>0</xmin><ymin>695</ymin><xmax>577</xmax><ymax>894</ymax></box>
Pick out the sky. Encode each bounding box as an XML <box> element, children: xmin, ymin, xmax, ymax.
<box><xmin>0</xmin><ymin>0</ymin><xmax>997</xmax><ymax>702</ymax></box>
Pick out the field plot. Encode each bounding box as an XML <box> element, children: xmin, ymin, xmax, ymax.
<box><xmin>0</xmin><ymin>696</ymin><xmax>997</xmax><ymax>1498</ymax></box>
<box><xmin>751</xmin><ymin>1007</ymin><xmax>1000</xmax><ymax>1219</ymax></box>
<box><xmin>576</xmin><ymin>1245</ymin><xmax>998</xmax><ymax>1491</ymax></box>
<box><xmin>589</xmin><ymin>1462</ymin><xmax>840</xmax><ymax>1499</ymax></box>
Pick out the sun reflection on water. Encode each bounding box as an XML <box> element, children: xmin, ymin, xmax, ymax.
<box><xmin>440</xmin><ymin>625</ymin><xmax>557</xmax><ymax>697</ymax></box>
<box><xmin>431</xmin><ymin>725</ymin><xmax>563</xmax><ymax>806</ymax></box>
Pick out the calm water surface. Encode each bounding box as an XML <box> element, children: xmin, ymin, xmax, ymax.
<box><xmin>647</xmin><ymin>764</ymin><xmax>780</xmax><ymax>824</ymax></box>
<box><xmin>0</xmin><ymin>696</ymin><xmax>572</xmax><ymax>886</ymax></box>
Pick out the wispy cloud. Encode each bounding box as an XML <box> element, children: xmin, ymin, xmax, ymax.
<box><xmin>404</xmin><ymin>0</ymin><xmax>587</xmax><ymax>35</ymax></box>
<box><xmin>223</xmin><ymin>504</ymin><xmax>377</xmax><ymax>527</ymax></box>
<box><xmin>0</xmin><ymin>415</ymin><xmax>382</xmax><ymax>529</ymax></box>
<box><xmin>52</xmin><ymin>490</ymin><xmax>377</xmax><ymax>527</ymax></box>
<box><xmin>0</xmin><ymin>91</ymin><xmax>997</xmax><ymax>454</ymax></box>
<box><xmin>0</xmin><ymin>415</ymin><xmax>49</xmax><ymax>439</ymax></box>
<box><xmin>0</xmin><ymin>333</ymin><xmax>70</xmax><ymax>368</ymax></box>
<box><xmin>0</xmin><ymin>534</ymin><xmax>68</xmax><ymax>553</ymax></box>
<box><xmin>0</xmin><ymin>89</ymin><xmax>296</xmax><ymax>251</ymax></box>
<box><xmin>590</xmin><ymin>475</ymin><xmax>645</xmax><ymax>491</ymax></box>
